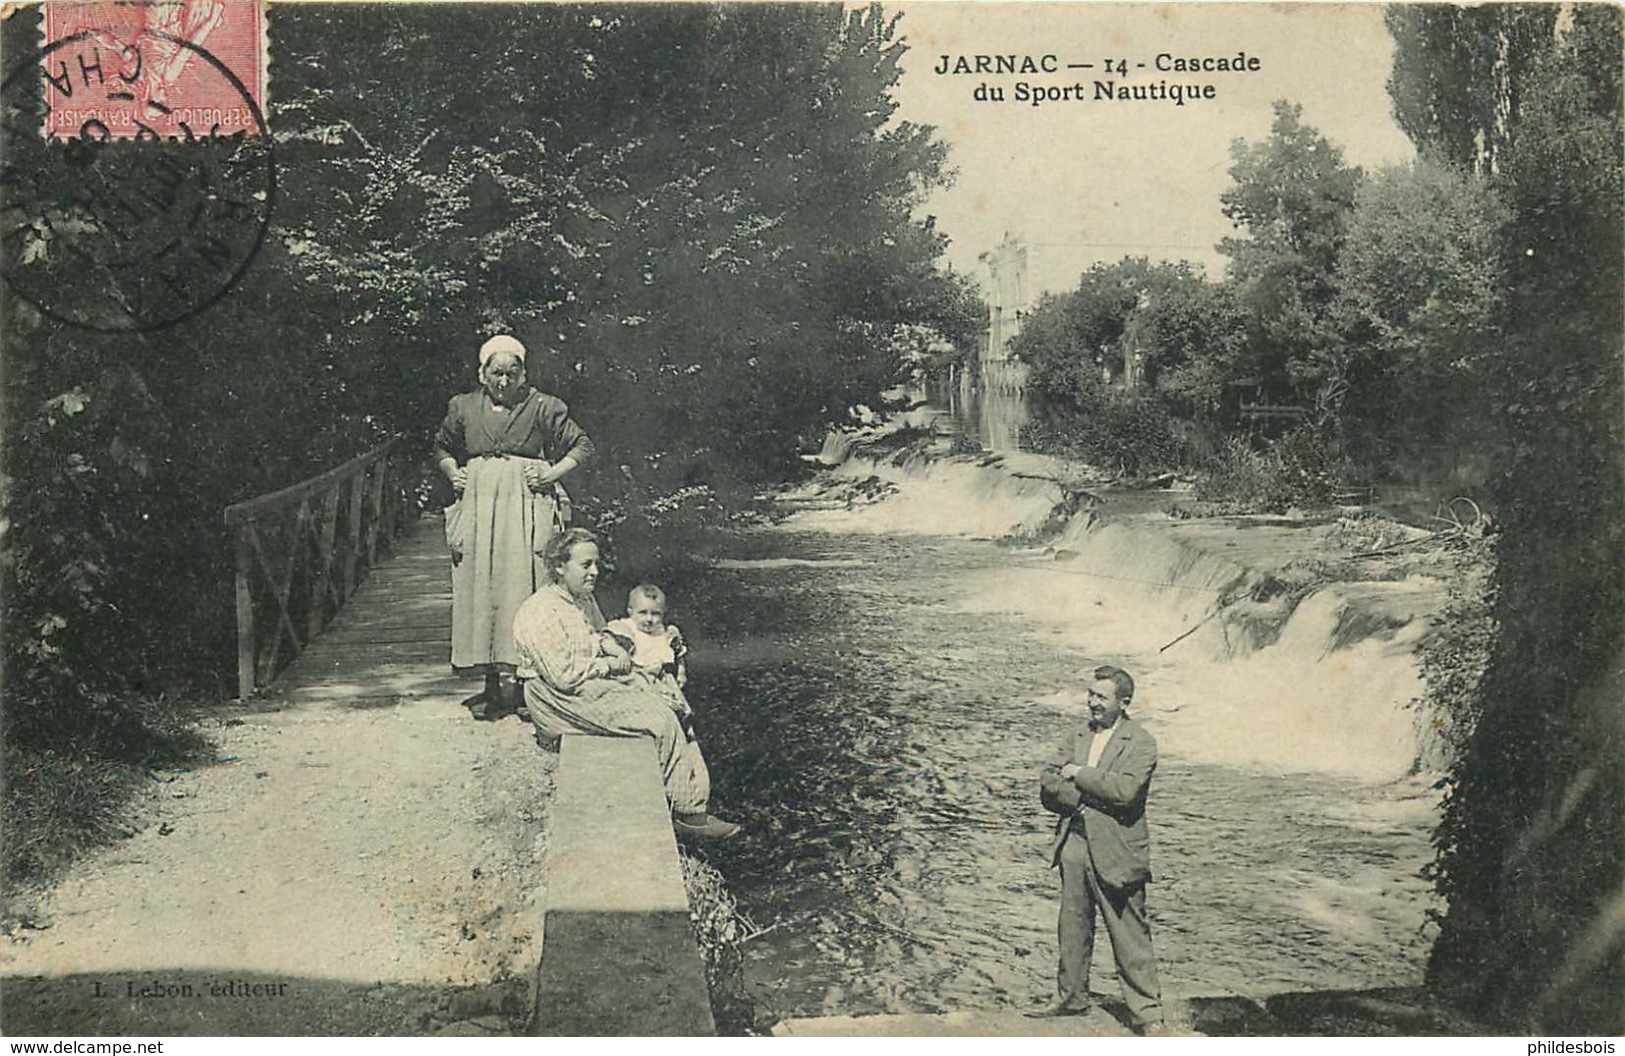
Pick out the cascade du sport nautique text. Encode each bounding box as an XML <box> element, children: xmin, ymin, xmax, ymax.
<box><xmin>934</xmin><ymin>50</ymin><xmax>1263</xmax><ymax>107</ymax></box>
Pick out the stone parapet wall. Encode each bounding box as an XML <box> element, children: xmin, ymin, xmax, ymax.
<box><xmin>531</xmin><ymin>735</ymin><xmax>715</xmax><ymax>1036</ymax></box>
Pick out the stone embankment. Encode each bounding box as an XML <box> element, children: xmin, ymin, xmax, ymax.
<box><xmin>533</xmin><ymin>736</ymin><xmax>714</xmax><ymax>1036</ymax></box>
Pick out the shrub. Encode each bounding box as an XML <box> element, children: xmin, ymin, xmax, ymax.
<box><xmin>679</xmin><ymin>850</ymin><xmax>757</xmax><ymax>1034</ymax></box>
<box><xmin>1410</xmin><ymin>537</ymin><xmax>1498</xmax><ymax>769</ymax></box>
<box><xmin>1272</xmin><ymin>426</ymin><xmax>1339</xmax><ymax>507</ymax></box>
<box><xmin>1194</xmin><ymin>427</ymin><xmax>1338</xmax><ymax>512</ymax></box>
<box><xmin>1021</xmin><ymin>391</ymin><xmax>1188</xmax><ymax>479</ymax></box>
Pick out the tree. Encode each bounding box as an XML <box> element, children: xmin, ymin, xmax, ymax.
<box><xmin>1128</xmin><ymin>271</ymin><xmax>1247</xmax><ymax>426</ymax></box>
<box><xmin>1218</xmin><ymin>101</ymin><xmax>1362</xmax><ymax>408</ymax></box>
<box><xmin>1331</xmin><ymin>159</ymin><xmax>1510</xmax><ymax>472</ymax></box>
<box><xmin>1395</xmin><ymin>5</ymin><xmax>1625</xmax><ymax>1032</ymax></box>
<box><xmin>897</xmin><ymin>263</ymin><xmax>988</xmax><ymax>380</ymax></box>
<box><xmin>1011</xmin><ymin>278</ymin><xmax>1120</xmax><ymax>403</ymax></box>
<box><xmin>1385</xmin><ymin>5</ymin><xmax>1557</xmax><ymax>175</ymax></box>
<box><xmin>1011</xmin><ymin>257</ymin><xmax>1233</xmax><ymax>403</ymax></box>
<box><xmin>1007</xmin><ymin>258</ymin><xmax>1245</xmax><ymax>476</ymax></box>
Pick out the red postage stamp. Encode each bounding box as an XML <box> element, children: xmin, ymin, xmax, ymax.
<box><xmin>40</xmin><ymin>0</ymin><xmax>268</xmax><ymax>140</ymax></box>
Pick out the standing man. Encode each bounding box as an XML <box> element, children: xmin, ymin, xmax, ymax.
<box><xmin>1034</xmin><ymin>665</ymin><xmax>1166</xmax><ymax>1035</ymax></box>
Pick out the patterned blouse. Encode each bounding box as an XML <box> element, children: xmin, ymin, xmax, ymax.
<box><xmin>512</xmin><ymin>582</ymin><xmax>616</xmax><ymax>695</ymax></box>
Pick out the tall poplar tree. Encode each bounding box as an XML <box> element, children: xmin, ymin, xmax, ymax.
<box><xmin>1385</xmin><ymin>5</ymin><xmax>1557</xmax><ymax>175</ymax></box>
<box><xmin>1385</xmin><ymin>4</ymin><xmax>1625</xmax><ymax>1032</ymax></box>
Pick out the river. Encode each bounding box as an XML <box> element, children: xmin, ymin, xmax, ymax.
<box><xmin>657</xmin><ymin>450</ymin><xmax>1441</xmax><ymax>1025</ymax></box>
<box><xmin>925</xmin><ymin>370</ymin><xmax>1030</xmax><ymax>454</ymax></box>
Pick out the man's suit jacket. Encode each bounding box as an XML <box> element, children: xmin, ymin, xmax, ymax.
<box><xmin>1040</xmin><ymin>715</ymin><xmax>1157</xmax><ymax>889</ymax></box>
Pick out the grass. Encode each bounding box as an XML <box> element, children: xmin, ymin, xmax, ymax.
<box><xmin>3</xmin><ymin>695</ymin><xmax>213</xmax><ymax>901</ymax></box>
<box><xmin>3</xmin><ymin>749</ymin><xmax>147</xmax><ymax>891</ymax></box>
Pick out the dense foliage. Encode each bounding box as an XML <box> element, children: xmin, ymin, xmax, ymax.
<box><xmin>1007</xmin><ymin>43</ymin><xmax>1615</xmax><ymax>530</ymax></box>
<box><xmin>1008</xmin><ymin>104</ymin><xmax>1371</xmax><ymax>508</ymax></box>
<box><xmin>1404</xmin><ymin>5</ymin><xmax>1624</xmax><ymax>1032</ymax></box>
<box><xmin>271</xmin><ymin>3</ymin><xmax>979</xmax><ymax>496</ymax></box>
<box><xmin>1010</xmin><ymin>258</ymin><xmax>1243</xmax><ymax>479</ymax></box>
<box><xmin>1385</xmin><ymin>5</ymin><xmax>1558</xmax><ymax>176</ymax></box>
<box><xmin>0</xmin><ymin>4</ymin><xmax>978</xmax><ymax>880</ymax></box>
<box><xmin>1332</xmin><ymin>159</ymin><xmax>1509</xmax><ymax>481</ymax></box>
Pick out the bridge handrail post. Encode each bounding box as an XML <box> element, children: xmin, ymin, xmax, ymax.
<box><xmin>233</xmin><ymin>526</ymin><xmax>255</xmax><ymax>702</ymax></box>
<box><xmin>341</xmin><ymin>469</ymin><xmax>365</xmax><ymax>600</ymax></box>
<box><xmin>379</xmin><ymin>446</ymin><xmax>398</xmax><ymax>551</ymax></box>
<box><xmin>307</xmin><ymin>486</ymin><xmax>342</xmax><ymax>642</ymax></box>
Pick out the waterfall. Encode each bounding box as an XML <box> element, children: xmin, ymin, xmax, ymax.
<box><xmin>788</xmin><ymin>443</ymin><xmax>1066</xmax><ymax>538</ymax></box>
<box><xmin>789</xmin><ymin>441</ymin><xmax>1447</xmax><ymax>783</ymax></box>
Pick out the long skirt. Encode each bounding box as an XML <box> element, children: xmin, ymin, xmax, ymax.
<box><xmin>524</xmin><ymin>678</ymin><xmax>711</xmax><ymax>815</ymax></box>
<box><xmin>445</xmin><ymin>456</ymin><xmax>560</xmax><ymax>671</ymax></box>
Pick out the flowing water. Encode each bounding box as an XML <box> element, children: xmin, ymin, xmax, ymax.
<box><xmin>664</xmin><ymin>469</ymin><xmax>1441</xmax><ymax>1023</ymax></box>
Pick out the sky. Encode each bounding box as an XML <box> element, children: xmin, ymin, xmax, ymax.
<box><xmin>887</xmin><ymin>3</ymin><xmax>1418</xmax><ymax>300</ymax></box>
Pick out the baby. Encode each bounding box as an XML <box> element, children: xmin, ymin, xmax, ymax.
<box><xmin>603</xmin><ymin>583</ymin><xmax>694</xmax><ymax>738</ymax></box>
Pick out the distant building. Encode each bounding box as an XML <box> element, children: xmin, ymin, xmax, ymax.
<box><xmin>1114</xmin><ymin>289</ymin><xmax>1154</xmax><ymax>391</ymax></box>
<box><xmin>976</xmin><ymin>234</ymin><xmax>1030</xmax><ymax>395</ymax></box>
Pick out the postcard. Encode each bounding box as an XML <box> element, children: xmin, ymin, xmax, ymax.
<box><xmin>2</xmin><ymin>0</ymin><xmax>1619</xmax><ymax>1042</ymax></box>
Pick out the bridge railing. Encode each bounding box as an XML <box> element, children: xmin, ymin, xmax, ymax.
<box><xmin>223</xmin><ymin>438</ymin><xmax>418</xmax><ymax>699</ymax></box>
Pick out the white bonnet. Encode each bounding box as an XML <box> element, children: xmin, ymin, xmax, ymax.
<box><xmin>478</xmin><ymin>334</ymin><xmax>527</xmax><ymax>368</ymax></box>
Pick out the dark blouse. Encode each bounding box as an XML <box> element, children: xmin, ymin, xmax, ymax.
<box><xmin>432</xmin><ymin>387</ymin><xmax>595</xmax><ymax>466</ymax></box>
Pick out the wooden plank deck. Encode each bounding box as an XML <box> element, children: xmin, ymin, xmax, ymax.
<box><xmin>266</xmin><ymin>513</ymin><xmax>473</xmax><ymax>706</ymax></box>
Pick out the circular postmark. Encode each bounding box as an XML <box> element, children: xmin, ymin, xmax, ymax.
<box><xmin>0</xmin><ymin>28</ymin><xmax>275</xmax><ymax>333</ymax></box>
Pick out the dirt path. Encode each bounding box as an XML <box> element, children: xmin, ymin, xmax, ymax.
<box><xmin>1</xmin><ymin>697</ymin><xmax>553</xmax><ymax>1036</ymax></box>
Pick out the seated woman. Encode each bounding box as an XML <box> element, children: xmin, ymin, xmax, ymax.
<box><xmin>513</xmin><ymin>528</ymin><xmax>741</xmax><ymax>841</ymax></box>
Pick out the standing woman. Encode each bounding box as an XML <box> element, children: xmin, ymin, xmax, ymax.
<box><xmin>434</xmin><ymin>334</ymin><xmax>594</xmax><ymax>718</ymax></box>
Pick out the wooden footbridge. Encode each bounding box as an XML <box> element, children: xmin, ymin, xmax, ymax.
<box><xmin>223</xmin><ymin>438</ymin><xmax>467</xmax><ymax>705</ymax></box>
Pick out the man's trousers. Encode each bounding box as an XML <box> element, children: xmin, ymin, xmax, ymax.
<box><xmin>1056</xmin><ymin>831</ymin><xmax>1163</xmax><ymax>1027</ymax></box>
